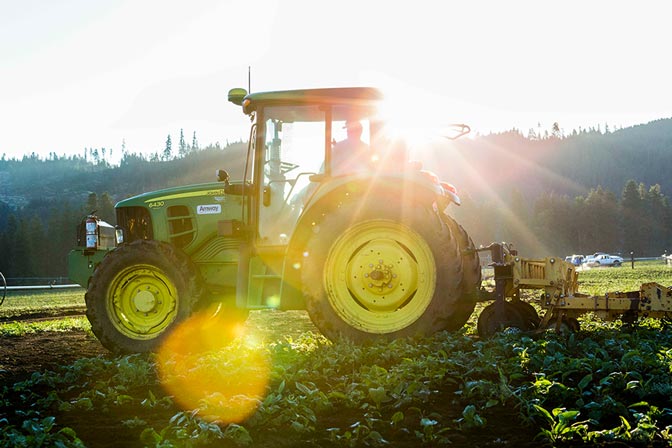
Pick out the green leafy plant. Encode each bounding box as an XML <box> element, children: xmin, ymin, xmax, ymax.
<box><xmin>0</xmin><ymin>417</ymin><xmax>85</xmax><ymax>447</ymax></box>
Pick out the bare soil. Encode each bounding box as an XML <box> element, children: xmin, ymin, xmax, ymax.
<box><xmin>0</xmin><ymin>329</ymin><xmax>109</xmax><ymax>385</ymax></box>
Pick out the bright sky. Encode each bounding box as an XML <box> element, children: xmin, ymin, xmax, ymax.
<box><xmin>2</xmin><ymin>0</ymin><xmax>671</xmax><ymax>161</ymax></box>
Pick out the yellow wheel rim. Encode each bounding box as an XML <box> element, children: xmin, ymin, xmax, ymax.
<box><xmin>324</xmin><ymin>220</ymin><xmax>436</xmax><ymax>333</ymax></box>
<box><xmin>106</xmin><ymin>264</ymin><xmax>179</xmax><ymax>340</ymax></box>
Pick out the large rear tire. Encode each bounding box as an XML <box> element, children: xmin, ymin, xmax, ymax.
<box><xmin>301</xmin><ymin>200</ymin><xmax>466</xmax><ymax>341</ymax></box>
<box><xmin>441</xmin><ymin>214</ymin><xmax>481</xmax><ymax>329</ymax></box>
<box><xmin>85</xmin><ymin>240</ymin><xmax>201</xmax><ymax>353</ymax></box>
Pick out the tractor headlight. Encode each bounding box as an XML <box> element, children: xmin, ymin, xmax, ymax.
<box><xmin>115</xmin><ymin>226</ymin><xmax>124</xmax><ymax>245</ymax></box>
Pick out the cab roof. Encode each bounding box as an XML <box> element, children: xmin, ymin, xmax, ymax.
<box><xmin>244</xmin><ymin>87</ymin><xmax>383</xmax><ymax>111</ymax></box>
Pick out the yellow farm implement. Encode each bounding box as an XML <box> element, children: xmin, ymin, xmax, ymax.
<box><xmin>475</xmin><ymin>243</ymin><xmax>672</xmax><ymax>337</ymax></box>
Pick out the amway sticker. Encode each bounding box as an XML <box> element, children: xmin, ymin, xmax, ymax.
<box><xmin>197</xmin><ymin>204</ymin><xmax>221</xmax><ymax>215</ymax></box>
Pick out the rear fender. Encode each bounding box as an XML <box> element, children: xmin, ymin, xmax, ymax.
<box><xmin>296</xmin><ymin>175</ymin><xmax>441</xmax><ymax>248</ymax></box>
<box><xmin>279</xmin><ymin>175</ymin><xmax>443</xmax><ymax>309</ymax></box>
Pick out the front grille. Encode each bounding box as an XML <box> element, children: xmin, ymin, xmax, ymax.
<box><xmin>116</xmin><ymin>206</ymin><xmax>153</xmax><ymax>242</ymax></box>
<box><xmin>167</xmin><ymin>205</ymin><xmax>195</xmax><ymax>248</ymax></box>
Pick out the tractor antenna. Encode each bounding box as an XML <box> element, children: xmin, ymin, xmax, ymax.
<box><xmin>248</xmin><ymin>66</ymin><xmax>251</xmax><ymax>93</ymax></box>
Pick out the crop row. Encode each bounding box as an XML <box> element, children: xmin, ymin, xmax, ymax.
<box><xmin>2</xmin><ymin>262</ymin><xmax>672</xmax><ymax>446</ymax></box>
<box><xmin>2</xmin><ymin>313</ymin><xmax>672</xmax><ymax>446</ymax></box>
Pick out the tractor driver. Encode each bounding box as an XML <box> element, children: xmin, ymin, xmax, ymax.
<box><xmin>331</xmin><ymin>120</ymin><xmax>371</xmax><ymax>175</ymax></box>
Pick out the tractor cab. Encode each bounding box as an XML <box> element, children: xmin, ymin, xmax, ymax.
<box><xmin>226</xmin><ymin>88</ymin><xmax>390</xmax><ymax>312</ymax></box>
<box><xmin>229</xmin><ymin>87</ymin><xmax>409</xmax><ymax>247</ymax></box>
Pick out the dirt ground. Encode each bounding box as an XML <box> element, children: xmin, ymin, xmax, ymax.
<box><xmin>0</xmin><ymin>329</ymin><xmax>109</xmax><ymax>385</ymax></box>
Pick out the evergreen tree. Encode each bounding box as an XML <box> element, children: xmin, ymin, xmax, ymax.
<box><xmin>45</xmin><ymin>202</ymin><xmax>78</xmax><ymax>277</ymax></box>
<box><xmin>620</xmin><ymin>179</ymin><xmax>645</xmax><ymax>255</ymax></box>
<box><xmin>532</xmin><ymin>192</ymin><xmax>577</xmax><ymax>256</ymax></box>
<box><xmin>27</xmin><ymin>216</ymin><xmax>47</xmax><ymax>277</ymax></box>
<box><xmin>0</xmin><ymin>215</ymin><xmax>13</xmax><ymax>275</ymax></box>
<box><xmin>0</xmin><ymin>200</ymin><xmax>10</xmax><ymax>230</ymax></box>
<box><xmin>14</xmin><ymin>217</ymin><xmax>33</xmax><ymax>277</ymax></box>
<box><xmin>573</xmin><ymin>195</ymin><xmax>588</xmax><ymax>251</ymax></box>
<box><xmin>163</xmin><ymin>135</ymin><xmax>172</xmax><ymax>160</ymax></box>
<box><xmin>192</xmin><ymin>131</ymin><xmax>199</xmax><ymax>151</ymax></box>
<box><xmin>86</xmin><ymin>192</ymin><xmax>98</xmax><ymax>214</ymax></box>
<box><xmin>635</xmin><ymin>183</ymin><xmax>653</xmax><ymax>254</ymax></box>
<box><xmin>581</xmin><ymin>186</ymin><xmax>619</xmax><ymax>253</ymax></box>
<box><xmin>99</xmin><ymin>192</ymin><xmax>116</xmax><ymax>223</ymax></box>
<box><xmin>645</xmin><ymin>184</ymin><xmax>667</xmax><ymax>255</ymax></box>
<box><xmin>179</xmin><ymin>129</ymin><xmax>187</xmax><ymax>158</ymax></box>
<box><xmin>2</xmin><ymin>214</ymin><xmax>32</xmax><ymax>278</ymax></box>
<box><xmin>3</xmin><ymin>214</ymin><xmax>18</xmax><ymax>277</ymax></box>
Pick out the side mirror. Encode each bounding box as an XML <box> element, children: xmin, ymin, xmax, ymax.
<box><xmin>216</xmin><ymin>169</ymin><xmax>230</xmax><ymax>185</ymax></box>
<box><xmin>228</xmin><ymin>88</ymin><xmax>248</xmax><ymax>106</ymax></box>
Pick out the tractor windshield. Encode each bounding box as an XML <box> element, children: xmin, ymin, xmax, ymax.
<box><xmin>256</xmin><ymin>104</ymin><xmax>374</xmax><ymax>245</ymax></box>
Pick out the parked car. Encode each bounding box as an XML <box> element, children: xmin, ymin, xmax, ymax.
<box><xmin>565</xmin><ymin>255</ymin><xmax>585</xmax><ymax>266</ymax></box>
<box><xmin>586</xmin><ymin>254</ymin><xmax>623</xmax><ymax>267</ymax></box>
<box><xmin>584</xmin><ymin>252</ymin><xmax>607</xmax><ymax>263</ymax></box>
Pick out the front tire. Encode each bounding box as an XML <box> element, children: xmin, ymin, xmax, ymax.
<box><xmin>86</xmin><ymin>240</ymin><xmax>201</xmax><ymax>353</ymax></box>
<box><xmin>301</xmin><ymin>200</ymin><xmax>465</xmax><ymax>341</ymax></box>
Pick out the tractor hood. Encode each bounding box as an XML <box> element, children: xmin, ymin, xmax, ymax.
<box><xmin>115</xmin><ymin>182</ymin><xmax>234</xmax><ymax>209</ymax></box>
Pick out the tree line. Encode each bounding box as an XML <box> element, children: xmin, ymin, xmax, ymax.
<box><xmin>453</xmin><ymin>180</ymin><xmax>671</xmax><ymax>258</ymax></box>
<box><xmin>1</xmin><ymin>117</ymin><xmax>672</xmax><ymax>279</ymax></box>
<box><xmin>0</xmin><ymin>141</ymin><xmax>247</xmax><ymax>281</ymax></box>
<box><xmin>0</xmin><ymin>193</ymin><xmax>115</xmax><ymax>280</ymax></box>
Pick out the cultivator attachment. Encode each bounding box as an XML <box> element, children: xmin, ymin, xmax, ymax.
<box><xmin>475</xmin><ymin>243</ymin><xmax>672</xmax><ymax>337</ymax></box>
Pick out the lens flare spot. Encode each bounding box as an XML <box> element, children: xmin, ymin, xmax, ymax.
<box><xmin>266</xmin><ymin>294</ymin><xmax>281</xmax><ymax>308</ymax></box>
<box><xmin>156</xmin><ymin>311</ymin><xmax>270</xmax><ymax>423</ymax></box>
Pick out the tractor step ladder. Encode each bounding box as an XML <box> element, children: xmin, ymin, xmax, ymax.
<box><xmin>246</xmin><ymin>253</ymin><xmax>282</xmax><ymax>309</ymax></box>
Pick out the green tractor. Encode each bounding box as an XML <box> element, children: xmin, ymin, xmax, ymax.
<box><xmin>68</xmin><ymin>87</ymin><xmax>481</xmax><ymax>353</ymax></box>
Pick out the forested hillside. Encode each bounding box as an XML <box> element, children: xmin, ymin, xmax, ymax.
<box><xmin>444</xmin><ymin>118</ymin><xmax>672</xmax><ymax>200</ymax></box>
<box><xmin>1</xmin><ymin>117</ymin><xmax>671</xmax><ymax>279</ymax></box>
<box><xmin>438</xmin><ymin>118</ymin><xmax>672</xmax><ymax>257</ymax></box>
<box><xmin>0</xmin><ymin>142</ymin><xmax>246</xmax><ymax>280</ymax></box>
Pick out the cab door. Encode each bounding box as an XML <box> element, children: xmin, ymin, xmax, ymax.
<box><xmin>255</xmin><ymin>105</ymin><xmax>327</xmax><ymax>247</ymax></box>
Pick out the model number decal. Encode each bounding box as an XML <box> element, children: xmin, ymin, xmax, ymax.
<box><xmin>197</xmin><ymin>204</ymin><xmax>221</xmax><ymax>215</ymax></box>
<box><xmin>148</xmin><ymin>201</ymin><xmax>165</xmax><ymax>209</ymax></box>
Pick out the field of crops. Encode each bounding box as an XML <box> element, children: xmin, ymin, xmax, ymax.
<box><xmin>2</xmin><ymin>262</ymin><xmax>672</xmax><ymax>447</ymax></box>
